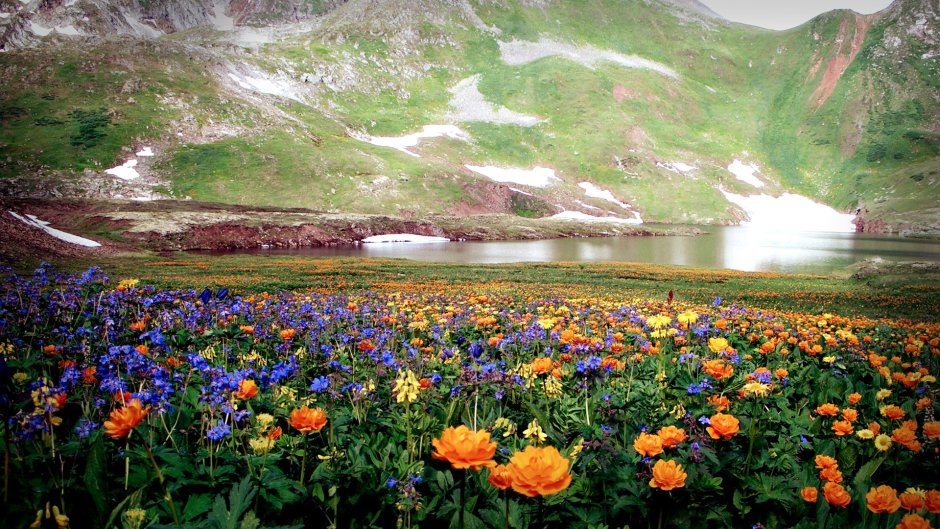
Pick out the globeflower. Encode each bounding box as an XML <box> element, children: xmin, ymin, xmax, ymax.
<box><xmin>487</xmin><ymin>464</ymin><xmax>512</xmax><ymax>490</ymax></box>
<box><xmin>288</xmin><ymin>406</ymin><xmax>327</xmax><ymax>434</ymax></box>
<box><xmin>507</xmin><ymin>445</ymin><xmax>572</xmax><ymax>497</ymax></box>
<box><xmin>801</xmin><ymin>487</ymin><xmax>818</xmax><ymax>503</ymax></box>
<box><xmin>656</xmin><ymin>426</ymin><xmax>687</xmax><ymax>449</ymax></box>
<box><xmin>823</xmin><ymin>482</ymin><xmax>851</xmax><ymax>508</ymax></box>
<box><xmin>103</xmin><ymin>399</ymin><xmax>149</xmax><ymax>439</ymax></box>
<box><xmin>832</xmin><ymin>420</ymin><xmax>854</xmax><ymax>436</ymax></box>
<box><xmin>847</xmin><ymin>392</ymin><xmax>862</xmax><ymax>405</ymax></box>
<box><xmin>648</xmin><ymin>459</ymin><xmax>687</xmax><ymax>491</ymax></box>
<box><xmin>815</xmin><ymin>455</ymin><xmax>839</xmax><ymax>470</ymax></box>
<box><xmin>896</xmin><ymin>514</ymin><xmax>933</xmax><ymax>529</ymax></box>
<box><xmin>431</xmin><ymin>425</ymin><xmax>496</xmax><ymax>471</ymax></box>
<box><xmin>706</xmin><ymin>413</ymin><xmax>740</xmax><ymax>440</ymax></box>
<box><xmin>815</xmin><ymin>403</ymin><xmax>840</xmax><ymax>417</ymax></box>
<box><xmin>867</xmin><ymin>485</ymin><xmax>901</xmax><ymax>513</ymax></box>
<box><xmin>899</xmin><ymin>488</ymin><xmax>926</xmax><ymax>511</ymax></box>
<box><xmin>235</xmin><ymin>379</ymin><xmax>258</xmax><ymax>399</ymax></box>
<box><xmin>633</xmin><ymin>432</ymin><xmax>664</xmax><ymax>457</ymax></box>
<box><xmin>708</xmin><ymin>337</ymin><xmax>729</xmax><ymax>353</ymax></box>
<box><xmin>925</xmin><ymin>490</ymin><xmax>940</xmax><ymax>513</ymax></box>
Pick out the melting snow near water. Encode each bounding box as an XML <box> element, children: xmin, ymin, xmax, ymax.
<box><xmin>9</xmin><ymin>212</ymin><xmax>101</xmax><ymax>247</ymax></box>
<box><xmin>721</xmin><ymin>191</ymin><xmax>855</xmax><ymax>232</ymax></box>
<box><xmin>362</xmin><ymin>234</ymin><xmax>449</xmax><ymax>243</ymax></box>
<box><xmin>578</xmin><ymin>182</ymin><xmax>631</xmax><ymax>209</ymax></box>
<box><xmin>550</xmin><ymin>211</ymin><xmax>643</xmax><ymax>225</ymax></box>
<box><xmin>465</xmin><ymin>165</ymin><xmax>561</xmax><ymax>188</ymax></box>
<box><xmin>727</xmin><ymin>160</ymin><xmax>764</xmax><ymax>188</ymax></box>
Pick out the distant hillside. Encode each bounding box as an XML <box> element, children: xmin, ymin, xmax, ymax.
<box><xmin>0</xmin><ymin>0</ymin><xmax>937</xmax><ymax>234</ymax></box>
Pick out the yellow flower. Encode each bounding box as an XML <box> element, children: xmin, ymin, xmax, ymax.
<box><xmin>646</xmin><ymin>315</ymin><xmax>672</xmax><ymax>329</ymax></box>
<box><xmin>494</xmin><ymin>417</ymin><xmax>517</xmax><ymax>438</ymax></box>
<box><xmin>741</xmin><ymin>382</ymin><xmax>771</xmax><ymax>397</ymax></box>
<box><xmin>822</xmin><ymin>355</ymin><xmax>836</xmax><ymax>363</ymax></box>
<box><xmin>544</xmin><ymin>376</ymin><xmax>563</xmax><ymax>398</ymax></box>
<box><xmin>394</xmin><ymin>368</ymin><xmax>421</xmax><ymax>404</ymax></box>
<box><xmin>523</xmin><ymin>419</ymin><xmax>547</xmax><ymax>444</ymax></box>
<box><xmin>13</xmin><ymin>372</ymin><xmax>28</xmax><ymax>384</ymax></box>
<box><xmin>677</xmin><ymin>310</ymin><xmax>698</xmax><ymax>325</ymax></box>
<box><xmin>875</xmin><ymin>389</ymin><xmax>892</xmax><ymax>401</ymax></box>
<box><xmin>249</xmin><ymin>436</ymin><xmax>275</xmax><ymax>455</ymax></box>
<box><xmin>124</xmin><ymin>508</ymin><xmax>148</xmax><ymax>529</ymax></box>
<box><xmin>874</xmin><ymin>434</ymin><xmax>892</xmax><ymax>452</ymax></box>
<box><xmin>708</xmin><ymin>337</ymin><xmax>730</xmax><ymax>353</ymax></box>
<box><xmin>537</xmin><ymin>317</ymin><xmax>556</xmax><ymax>330</ymax></box>
<box><xmin>856</xmin><ymin>429</ymin><xmax>874</xmax><ymax>440</ymax></box>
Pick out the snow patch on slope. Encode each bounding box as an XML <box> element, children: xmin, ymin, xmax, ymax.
<box><xmin>227</xmin><ymin>72</ymin><xmax>303</xmax><ymax>102</ymax></box>
<box><xmin>657</xmin><ymin>161</ymin><xmax>696</xmax><ymax>174</ymax></box>
<box><xmin>578</xmin><ymin>182</ymin><xmax>630</xmax><ymax>209</ymax></box>
<box><xmin>499</xmin><ymin>39</ymin><xmax>679</xmax><ymax>79</ymax></box>
<box><xmin>721</xmin><ymin>191</ymin><xmax>855</xmax><ymax>232</ymax></box>
<box><xmin>351</xmin><ymin>125</ymin><xmax>471</xmax><ymax>157</ymax></box>
<box><xmin>465</xmin><ymin>165</ymin><xmax>561</xmax><ymax>188</ymax></box>
<box><xmin>9</xmin><ymin>212</ymin><xmax>101</xmax><ymax>247</ymax></box>
<box><xmin>105</xmin><ymin>159</ymin><xmax>140</xmax><ymax>180</ymax></box>
<box><xmin>449</xmin><ymin>75</ymin><xmax>542</xmax><ymax>127</ymax></box>
<box><xmin>550</xmin><ymin>211</ymin><xmax>643</xmax><ymax>225</ymax></box>
<box><xmin>727</xmin><ymin>160</ymin><xmax>764</xmax><ymax>188</ymax></box>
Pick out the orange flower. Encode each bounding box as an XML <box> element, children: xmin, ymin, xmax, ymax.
<box><xmin>707</xmin><ymin>394</ymin><xmax>730</xmax><ymax>412</ymax></box>
<box><xmin>627</xmin><ymin>431</ymin><xmax>661</xmax><ymax>455</ymax></box>
<box><xmin>820</xmin><ymin>467</ymin><xmax>843</xmax><ymax>483</ymax></box>
<box><xmin>847</xmin><ymin>392</ymin><xmax>862</xmax><ymax>405</ymax></box>
<box><xmin>926</xmin><ymin>490</ymin><xmax>940</xmax><ymax>513</ymax></box>
<box><xmin>267</xmin><ymin>426</ymin><xmax>283</xmax><ymax>440</ymax></box>
<box><xmin>823</xmin><ymin>482</ymin><xmax>851</xmax><ymax>508</ymax></box>
<box><xmin>867</xmin><ymin>485</ymin><xmax>901</xmax><ymax>513</ymax></box>
<box><xmin>235</xmin><ymin>379</ymin><xmax>258</xmax><ymax>400</ymax></box>
<box><xmin>842</xmin><ymin>408</ymin><xmax>858</xmax><ymax>422</ymax></box>
<box><xmin>897</xmin><ymin>514</ymin><xmax>933</xmax><ymax>529</ymax></box>
<box><xmin>706</xmin><ymin>413</ymin><xmax>740</xmax><ymax>440</ymax></box>
<box><xmin>648</xmin><ymin>459</ymin><xmax>687</xmax><ymax>491</ymax></box>
<box><xmin>925</xmin><ymin>422</ymin><xmax>940</xmax><ymax>439</ymax></box>
<box><xmin>280</xmin><ymin>328</ymin><xmax>296</xmax><ymax>341</ymax></box>
<box><xmin>815</xmin><ymin>403</ymin><xmax>840</xmax><ymax>417</ymax></box>
<box><xmin>882</xmin><ymin>405</ymin><xmax>905</xmax><ymax>420</ymax></box>
<box><xmin>832</xmin><ymin>420</ymin><xmax>854</xmax><ymax>436</ymax></box>
<box><xmin>656</xmin><ymin>426</ymin><xmax>687</xmax><ymax>449</ymax></box>
<box><xmin>288</xmin><ymin>406</ymin><xmax>327</xmax><ymax>434</ymax></box>
<box><xmin>531</xmin><ymin>357</ymin><xmax>554</xmax><ymax>375</ymax></box>
<box><xmin>487</xmin><ymin>464</ymin><xmax>512</xmax><ymax>490</ymax></box>
<box><xmin>507</xmin><ymin>445</ymin><xmax>572</xmax><ymax>497</ymax></box>
<box><xmin>869</xmin><ymin>421</ymin><xmax>882</xmax><ymax>435</ymax></box>
<box><xmin>815</xmin><ymin>454</ymin><xmax>839</xmax><ymax>470</ymax></box>
<box><xmin>892</xmin><ymin>427</ymin><xmax>922</xmax><ymax>452</ymax></box>
<box><xmin>103</xmin><ymin>399</ymin><xmax>149</xmax><ymax>439</ymax></box>
<box><xmin>702</xmin><ymin>359</ymin><xmax>733</xmax><ymax>380</ymax></box>
<box><xmin>432</xmin><ymin>425</ymin><xmax>496</xmax><ymax>471</ymax></box>
<box><xmin>900</xmin><ymin>489</ymin><xmax>926</xmax><ymax>511</ymax></box>
<box><xmin>801</xmin><ymin>487</ymin><xmax>818</xmax><ymax>503</ymax></box>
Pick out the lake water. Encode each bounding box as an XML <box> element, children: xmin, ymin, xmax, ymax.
<box><xmin>223</xmin><ymin>226</ymin><xmax>940</xmax><ymax>274</ymax></box>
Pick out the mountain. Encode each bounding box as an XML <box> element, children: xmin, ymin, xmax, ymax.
<box><xmin>0</xmin><ymin>0</ymin><xmax>937</xmax><ymax>234</ymax></box>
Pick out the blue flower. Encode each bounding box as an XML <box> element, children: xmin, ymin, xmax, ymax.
<box><xmin>207</xmin><ymin>420</ymin><xmax>231</xmax><ymax>441</ymax></box>
<box><xmin>310</xmin><ymin>376</ymin><xmax>329</xmax><ymax>393</ymax></box>
<box><xmin>386</xmin><ymin>477</ymin><xmax>398</xmax><ymax>489</ymax></box>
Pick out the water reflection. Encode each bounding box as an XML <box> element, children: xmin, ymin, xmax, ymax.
<box><xmin>210</xmin><ymin>226</ymin><xmax>940</xmax><ymax>274</ymax></box>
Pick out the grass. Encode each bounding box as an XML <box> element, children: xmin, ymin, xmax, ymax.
<box><xmin>60</xmin><ymin>254</ymin><xmax>940</xmax><ymax>322</ymax></box>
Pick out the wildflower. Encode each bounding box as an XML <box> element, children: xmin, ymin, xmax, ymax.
<box><xmin>646</xmin><ymin>314</ymin><xmax>671</xmax><ymax>329</ymax></box>
<box><xmin>657</xmin><ymin>426</ymin><xmax>687</xmax><ymax>449</ymax></box>
<box><xmin>235</xmin><ymin>379</ymin><xmax>258</xmax><ymax>400</ymax></box>
<box><xmin>741</xmin><ymin>382</ymin><xmax>771</xmax><ymax>398</ymax></box>
<box><xmin>820</xmin><ymin>467</ymin><xmax>843</xmax><ymax>483</ymax></box>
<box><xmin>881</xmin><ymin>405</ymin><xmax>905</xmax><ymax>420</ymax></box>
<box><xmin>267</xmin><ymin>426</ymin><xmax>283</xmax><ymax>440</ymax></box>
<box><xmin>848</xmin><ymin>392</ymin><xmax>862</xmax><ymax>404</ymax></box>
<box><xmin>708</xmin><ymin>337</ymin><xmax>729</xmax><ymax>353</ymax></box>
<box><xmin>677</xmin><ymin>310</ymin><xmax>698</xmax><ymax>325</ymax></box>
<box><xmin>815</xmin><ymin>403</ymin><xmax>839</xmax><ymax>416</ymax></box>
<box><xmin>924</xmin><ymin>422</ymin><xmax>940</xmax><ymax>439</ymax></box>
<box><xmin>493</xmin><ymin>417</ymin><xmax>516</xmax><ymax>438</ymax></box>
<box><xmin>648</xmin><ymin>459</ymin><xmax>687</xmax><ymax>491</ymax></box>
<box><xmin>124</xmin><ymin>508</ymin><xmax>147</xmax><ymax>529</ymax></box>
<box><xmin>875</xmin><ymin>389</ymin><xmax>892</xmax><ymax>401</ymax></box>
<box><xmin>900</xmin><ymin>488</ymin><xmax>926</xmax><ymax>511</ymax></box>
<box><xmin>394</xmin><ymin>369</ymin><xmax>422</xmax><ymax>404</ymax></box>
<box><xmin>874</xmin><ymin>434</ymin><xmax>893</xmax><ymax>452</ymax></box>
<box><xmin>288</xmin><ymin>406</ymin><xmax>327</xmax><ymax>434</ymax></box>
<box><xmin>801</xmin><ymin>487</ymin><xmax>818</xmax><ymax>503</ymax></box>
<box><xmin>867</xmin><ymin>485</ymin><xmax>901</xmax><ymax>513</ymax></box>
<box><xmin>487</xmin><ymin>464</ymin><xmax>513</xmax><ymax>490</ymax></box>
<box><xmin>814</xmin><ymin>455</ymin><xmax>838</xmax><ymax>470</ymax></box>
<box><xmin>256</xmin><ymin>413</ymin><xmax>274</xmax><ymax>429</ymax></box>
<box><xmin>249</xmin><ymin>436</ymin><xmax>275</xmax><ymax>455</ymax></box>
<box><xmin>924</xmin><ymin>490</ymin><xmax>940</xmax><ymax>513</ymax></box>
<box><xmin>896</xmin><ymin>514</ymin><xmax>933</xmax><ymax>529</ymax></box>
<box><xmin>431</xmin><ymin>425</ymin><xmax>496</xmax><ymax>471</ymax></box>
<box><xmin>103</xmin><ymin>400</ymin><xmax>149</xmax><ymax>439</ymax></box>
<box><xmin>309</xmin><ymin>376</ymin><xmax>329</xmax><ymax>393</ymax></box>
<box><xmin>702</xmin><ymin>359</ymin><xmax>733</xmax><ymax>379</ymax></box>
<box><xmin>832</xmin><ymin>421</ymin><xmax>854</xmax><ymax>436</ymax></box>
<box><xmin>523</xmin><ymin>419</ymin><xmax>547</xmax><ymax>444</ymax></box>
<box><xmin>507</xmin><ymin>445</ymin><xmax>572</xmax><ymax>497</ymax></box>
<box><xmin>706</xmin><ymin>413</ymin><xmax>740</xmax><ymax>440</ymax></box>
<box><xmin>892</xmin><ymin>427</ymin><xmax>921</xmax><ymax>452</ymax></box>
<box><xmin>707</xmin><ymin>394</ymin><xmax>731</xmax><ymax>412</ymax></box>
<box><xmin>531</xmin><ymin>357</ymin><xmax>554</xmax><ymax>375</ymax></box>
<box><xmin>207</xmin><ymin>420</ymin><xmax>231</xmax><ymax>441</ymax></box>
<box><xmin>856</xmin><ymin>429</ymin><xmax>875</xmax><ymax>440</ymax></box>
<box><xmin>823</xmin><ymin>482</ymin><xmax>851</xmax><ymax>508</ymax></box>
<box><xmin>633</xmin><ymin>432</ymin><xmax>664</xmax><ymax>457</ymax></box>
<box><xmin>279</xmin><ymin>328</ymin><xmax>296</xmax><ymax>341</ymax></box>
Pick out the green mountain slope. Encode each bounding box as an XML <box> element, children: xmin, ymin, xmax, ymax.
<box><xmin>0</xmin><ymin>0</ymin><xmax>936</xmax><ymax>233</ymax></box>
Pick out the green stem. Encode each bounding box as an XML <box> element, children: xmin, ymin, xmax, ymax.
<box><xmin>503</xmin><ymin>492</ymin><xmax>509</xmax><ymax>529</ymax></box>
<box><xmin>538</xmin><ymin>496</ymin><xmax>545</xmax><ymax>529</ymax></box>
<box><xmin>300</xmin><ymin>435</ymin><xmax>308</xmax><ymax>487</ymax></box>
<box><xmin>459</xmin><ymin>470</ymin><xmax>466</xmax><ymax>529</ymax></box>
<box><xmin>145</xmin><ymin>442</ymin><xmax>180</xmax><ymax>527</ymax></box>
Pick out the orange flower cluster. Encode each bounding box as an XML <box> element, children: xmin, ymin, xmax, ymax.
<box><xmin>103</xmin><ymin>399</ymin><xmax>150</xmax><ymax>439</ymax></box>
<box><xmin>288</xmin><ymin>406</ymin><xmax>327</xmax><ymax>434</ymax></box>
<box><xmin>431</xmin><ymin>425</ymin><xmax>496</xmax><ymax>471</ymax></box>
<box><xmin>866</xmin><ymin>485</ymin><xmax>901</xmax><ymax>513</ymax></box>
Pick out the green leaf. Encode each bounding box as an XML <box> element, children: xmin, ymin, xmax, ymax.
<box><xmin>183</xmin><ymin>494</ymin><xmax>214</xmax><ymax>523</ymax></box>
<box><xmin>83</xmin><ymin>434</ymin><xmax>107</xmax><ymax>522</ymax></box>
<box><xmin>852</xmin><ymin>456</ymin><xmax>886</xmax><ymax>490</ymax></box>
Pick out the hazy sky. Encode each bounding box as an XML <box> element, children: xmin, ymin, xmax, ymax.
<box><xmin>699</xmin><ymin>1</ymin><xmax>895</xmax><ymax>30</ymax></box>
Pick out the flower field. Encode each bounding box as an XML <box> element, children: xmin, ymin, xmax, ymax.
<box><xmin>1</xmin><ymin>264</ymin><xmax>938</xmax><ymax>529</ymax></box>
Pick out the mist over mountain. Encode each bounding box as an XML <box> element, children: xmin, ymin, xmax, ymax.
<box><xmin>0</xmin><ymin>0</ymin><xmax>936</xmax><ymax>234</ymax></box>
